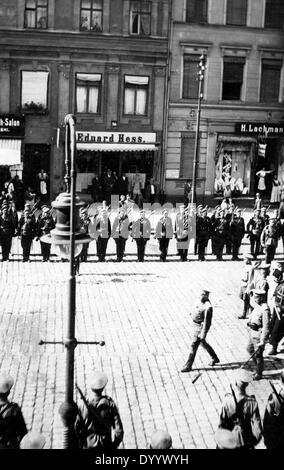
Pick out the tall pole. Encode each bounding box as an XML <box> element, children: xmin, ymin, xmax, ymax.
<box><xmin>191</xmin><ymin>54</ymin><xmax>206</xmax><ymax>206</ymax></box>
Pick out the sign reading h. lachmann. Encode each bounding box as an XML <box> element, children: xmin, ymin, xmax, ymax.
<box><xmin>236</xmin><ymin>122</ymin><xmax>284</xmax><ymax>136</ymax></box>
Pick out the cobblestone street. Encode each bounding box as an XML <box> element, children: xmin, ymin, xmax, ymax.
<box><xmin>1</xmin><ymin>230</ymin><xmax>284</xmax><ymax>449</ymax></box>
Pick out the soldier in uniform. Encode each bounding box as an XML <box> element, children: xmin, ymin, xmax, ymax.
<box><xmin>251</xmin><ymin>262</ymin><xmax>270</xmax><ymax>303</ymax></box>
<box><xmin>210</xmin><ymin>205</ymin><xmax>221</xmax><ymax>255</ymax></box>
<box><xmin>131</xmin><ymin>210</ymin><xmax>151</xmax><ymax>262</ymax></box>
<box><xmin>96</xmin><ymin>207</ymin><xmax>111</xmax><ymax>262</ymax></box>
<box><xmin>230</xmin><ymin>209</ymin><xmax>245</xmax><ymax>261</ymax></box>
<box><xmin>218</xmin><ymin>369</ymin><xmax>262</xmax><ymax>449</ymax></box>
<box><xmin>79</xmin><ymin>208</ymin><xmax>91</xmax><ymax>262</ymax></box>
<box><xmin>181</xmin><ymin>289</ymin><xmax>220</xmax><ymax>373</ymax></box>
<box><xmin>247</xmin><ymin>209</ymin><xmax>265</xmax><ymax>259</ymax></box>
<box><xmin>196</xmin><ymin>208</ymin><xmax>211</xmax><ymax>261</ymax></box>
<box><xmin>246</xmin><ymin>289</ymin><xmax>271</xmax><ymax>380</ymax></box>
<box><xmin>175</xmin><ymin>205</ymin><xmax>190</xmax><ymax>261</ymax></box>
<box><xmin>112</xmin><ymin>207</ymin><xmax>130</xmax><ymax>262</ymax></box>
<box><xmin>155</xmin><ymin>209</ymin><xmax>173</xmax><ymax>262</ymax></box>
<box><xmin>0</xmin><ymin>203</ymin><xmax>17</xmax><ymax>261</ymax></box>
<box><xmin>260</xmin><ymin>217</ymin><xmax>280</xmax><ymax>264</ymax></box>
<box><xmin>36</xmin><ymin>206</ymin><xmax>55</xmax><ymax>262</ymax></box>
<box><xmin>75</xmin><ymin>372</ymin><xmax>124</xmax><ymax>450</ymax></box>
<box><xmin>238</xmin><ymin>254</ymin><xmax>254</xmax><ymax>319</ymax></box>
<box><xmin>263</xmin><ymin>368</ymin><xmax>284</xmax><ymax>449</ymax></box>
<box><xmin>212</xmin><ymin>209</ymin><xmax>229</xmax><ymax>261</ymax></box>
<box><xmin>0</xmin><ymin>374</ymin><xmax>27</xmax><ymax>449</ymax></box>
<box><xmin>149</xmin><ymin>430</ymin><xmax>172</xmax><ymax>449</ymax></box>
<box><xmin>18</xmin><ymin>206</ymin><xmax>36</xmax><ymax>262</ymax></box>
<box><xmin>266</xmin><ymin>270</ymin><xmax>284</xmax><ymax>356</ymax></box>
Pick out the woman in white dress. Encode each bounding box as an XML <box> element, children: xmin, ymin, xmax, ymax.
<box><xmin>270</xmin><ymin>174</ymin><xmax>281</xmax><ymax>203</ymax></box>
<box><xmin>256</xmin><ymin>167</ymin><xmax>273</xmax><ymax>195</ymax></box>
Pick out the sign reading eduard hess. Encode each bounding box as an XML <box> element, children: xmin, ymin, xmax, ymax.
<box><xmin>0</xmin><ymin>115</ymin><xmax>25</xmax><ymax>137</ymax></box>
<box><xmin>236</xmin><ymin>122</ymin><xmax>284</xmax><ymax>136</ymax></box>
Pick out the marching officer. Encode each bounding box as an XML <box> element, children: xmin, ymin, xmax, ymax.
<box><xmin>218</xmin><ymin>369</ymin><xmax>262</xmax><ymax>449</ymax></box>
<box><xmin>196</xmin><ymin>207</ymin><xmax>211</xmax><ymax>261</ymax></box>
<box><xmin>0</xmin><ymin>374</ymin><xmax>27</xmax><ymax>449</ymax></box>
<box><xmin>175</xmin><ymin>205</ymin><xmax>190</xmax><ymax>262</ymax></box>
<box><xmin>246</xmin><ymin>289</ymin><xmax>271</xmax><ymax>380</ymax></box>
<box><xmin>212</xmin><ymin>209</ymin><xmax>229</xmax><ymax>261</ymax></box>
<box><xmin>238</xmin><ymin>254</ymin><xmax>254</xmax><ymax>319</ymax></box>
<box><xmin>230</xmin><ymin>209</ymin><xmax>245</xmax><ymax>261</ymax></box>
<box><xmin>75</xmin><ymin>372</ymin><xmax>124</xmax><ymax>450</ymax></box>
<box><xmin>155</xmin><ymin>209</ymin><xmax>173</xmax><ymax>262</ymax></box>
<box><xmin>36</xmin><ymin>206</ymin><xmax>55</xmax><ymax>262</ymax></box>
<box><xmin>18</xmin><ymin>206</ymin><xmax>36</xmax><ymax>262</ymax></box>
<box><xmin>247</xmin><ymin>209</ymin><xmax>265</xmax><ymax>259</ymax></box>
<box><xmin>0</xmin><ymin>202</ymin><xmax>17</xmax><ymax>261</ymax></box>
<box><xmin>96</xmin><ymin>207</ymin><xmax>111</xmax><ymax>262</ymax></box>
<box><xmin>251</xmin><ymin>262</ymin><xmax>270</xmax><ymax>303</ymax></box>
<box><xmin>181</xmin><ymin>289</ymin><xmax>220</xmax><ymax>373</ymax></box>
<box><xmin>260</xmin><ymin>217</ymin><xmax>280</xmax><ymax>264</ymax></box>
<box><xmin>131</xmin><ymin>210</ymin><xmax>151</xmax><ymax>262</ymax></box>
<box><xmin>112</xmin><ymin>207</ymin><xmax>130</xmax><ymax>262</ymax></box>
<box><xmin>263</xmin><ymin>368</ymin><xmax>284</xmax><ymax>449</ymax></box>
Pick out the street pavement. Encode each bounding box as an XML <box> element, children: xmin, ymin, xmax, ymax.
<box><xmin>0</xmin><ymin>208</ymin><xmax>284</xmax><ymax>449</ymax></box>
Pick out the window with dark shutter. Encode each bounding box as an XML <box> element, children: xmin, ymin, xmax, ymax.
<box><xmin>186</xmin><ymin>0</ymin><xmax>207</xmax><ymax>24</ymax></box>
<box><xmin>180</xmin><ymin>134</ymin><xmax>197</xmax><ymax>178</ymax></box>
<box><xmin>260</xmin><ymin>59</ymin><xmax>282</xmax><ymax>102</ymax></box>
<box><xmin>182</xmin><ymin>55</ymin><xmax>200</xmax><ymax>99</ymax></box>
<box><xmin>264</xmin><ymin>0</ymin><xmax>284</xmax><ymax>28</ymax></box>
<box><xmin>222</xmin><ymin>57</ymin><xmax>245</xmax><ymax>100</ymax></box>
<box><xmin>226</xmin><ymin>0</ymin><xmax>247</xmax><ymax>26</ymax></box>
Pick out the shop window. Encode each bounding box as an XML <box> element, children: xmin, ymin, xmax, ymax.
<box><xmin>76</xmin><ymin>73</ymin><xmax>102</xmax><ymax>114</ymax></box>
<box><xmin>130</xmin><ymin>1</ymin><xmax>151</xmax><ymax>35</ymax></box>
<box><xmin>21</xmin><ymin>71</ymin><xmax>49</xmax><ymax>112</ymax></box>
<box><xmin>124</xmin><ymin>75</ymin><xmax>149</xmax><ymax>115</ymax></box>
<box><xmin>80</xmin><ymin>0</ymin><xmax>103</xmax><ymax>32</ymax></box>
<box><xmin>222</xmin><ymin>57</ymin><xmax>245</xmax><ymax>101</ymax></box>
<box><xmin>180</xmin><ymin>134</ymin><xmax>196</xmax><ymax>178</ymax></box>
<box><xmin>24</xmin><ymin>0</ymin><xmax>48</xmax><ymax>29</ymax></box>
<box><xmin>226</xmin><ymin>0</ymin><xmax>247</xmax><ymax>26</ymax></box>
<box><xmin>186</xmin><ymin>0</ymin><xmax>207</xmax><ymax>24</ymax></box>
<box><xmin>264</xmin><ymin>0</ymin><xmax>284</xmax><ymax>28</ymax></box>
<box><xmin>260</xmin><ymin>59</ymin><xmax>282</xmax><ymax>103</ymax></box>
<box><xmin>182</xmin><ymin>55</ymin><xmax>200</xmax><ymax>99</ymax></box>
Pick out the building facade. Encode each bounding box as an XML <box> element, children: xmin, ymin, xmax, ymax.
<box><xmin>0</xmin><ymin>0</ymin><xmax>170</xmax><ymax>200</ymax></box>
<box><xmin>166</xmin><ymin>0</ymin><xmax>284</xmax><ymax>201</ymax></box>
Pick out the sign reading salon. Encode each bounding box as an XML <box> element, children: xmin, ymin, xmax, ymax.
<box><xmin>76</xmin><ymin>131</ymin><xmax>156</xmax><ymax>144</ymax></box>
<box><xmin>0</xmin><ymin>115</ymin><xmax>25</xmax><ymax>137</ymax></box>
<box><xmin>236</xmin><ymin>122</ymin><xmax>284</xmax><ymax>136</ymax></box>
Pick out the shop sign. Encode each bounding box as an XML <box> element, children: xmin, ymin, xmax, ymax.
<box><xmin>236</xmin><ymin>122</ymin><xmax>284</xmax><ymax>136</ymax></box>
<box><xmin>76</xmin><ymin>131</ymin><xmax>156</xmax><ymax>144</ymax></box>
<box><xmin>166</xmin><ymin>169</ymin><xmax>180</xmax><ymax>179</ymax></box>
<box><xmin>0</xmin><ymin>115</ymin><xmax>25</xmax><ymax>137</ymax></box>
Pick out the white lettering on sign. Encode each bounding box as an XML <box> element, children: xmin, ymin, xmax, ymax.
<box><xmin>239</xmin><ymin>123</ymin><xmax>284</xmax><ymax>135</ymax></box>
<box><xmin>76</xmin><ymin>131</ymin><xmax>156</xmax><ymax>144</ymax></box>
<box><xmin>0</xmin><ymin>118</ymin><xmax>21</xmax><ymax>127</ymax></box>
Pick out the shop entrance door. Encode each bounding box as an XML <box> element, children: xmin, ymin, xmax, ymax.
<box><xmin>101</xmin><ymin>153</ymin><xmax>121</xmax><ymax>179</ymax></box>
<box><xmin>23</xmin><ymin>144</ymin><xmax>50</xmax><ymax>192</ymax></box>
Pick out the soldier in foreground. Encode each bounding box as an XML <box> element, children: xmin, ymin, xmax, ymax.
<box><xmin>181</xmin><ymin>289</ymin><xmax>220</xmax><ymax>373</ymax></box>
<box><xmin>75</xmin><ymin>372</ymin><xmax>124</xmax><ymax>450</ymax></box>
<box><xmin>149</xmin><ymin>429</ymin><xmax>172</xmax><ymax>449</ymax></box>
<box><xmin>217</xmin><ymin>369</ymin><xmax>262</xmax><ymax>449</ymax></box>
<box><xmin>263</xmin><ymin>369</ymin><xmax>284</xmax><ymax>449</ymax></box>
<box><xmin>0</xmin><ymin>374</ymin><xmax>27</xmax><ymax>449</ymax></box>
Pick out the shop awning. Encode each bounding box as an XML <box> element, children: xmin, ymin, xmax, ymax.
<box><xmin>0</xmin><ymin>139</ymin><xmax>22</xmax><ymax>165</ymax></box>
<box><xmin>76</xmin><ymin>143</ymin><xmax>158</xmax><ymax>152</ymax></box>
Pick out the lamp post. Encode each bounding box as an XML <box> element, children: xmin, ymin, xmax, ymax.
<box><xmin>39</xmin><ymin>114</ymin><xmax>105</xmax><ymax>448</ymax></box>
<box><xmin>191</xmin><ymin>53</ymin><xmax>206</xmax><ymax>206</ymax></box>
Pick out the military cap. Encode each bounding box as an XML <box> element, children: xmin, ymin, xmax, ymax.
<box><xmin>201</xmin><ymin>288</ymin><xmax>210</xmax><ymax>295</ymax></box>
<box><xmin>235</xmin><ymin>368</ymin><xmax>253</xmax><ymax>384</ymax></box>
<box><xmin>90</xmin><ymin>372</ymin><xmax>108</xmax><ymax>391</ymax></box>
<box><xmin>252</xmin><ymin>289</ymin><xmax>267</xmax><ymax>296</ymax></box>
<box><xmin>150</xmin><ymin>430</ymin><xmax>172</xmax><ymax>449</ymax></box>
<box><xmin>42</xmin><ymin>206</ymin><xmax>50</xmax><ymax>213</ymax></box>
<box><xmin>201</xmin><ymin>208</ymin><xmax>207</xmax><ymax>213</ymax></box>
<box><xmin>256</xmin><ymin>262</ymin><xmax>271</xmax><ymax>270</ymax></box>
<box><xmin>20</xmin><ymin>431</ymin><xmax>46</xmax><ymax>449</ymax></box>
<box><xmin>243</xmin><ymin>254</ymin><xmax>253</xmax><ymax>260</ymax></box>
<box><xmin>0</xmin><ymin>374</ymin><xmax>14</xmax><ymax>393</ymax></box>
<box><xmin>197</xmin><ymin>205</ymin><xmax>203</xmax><ymax>210</ymax></box>
<box><xmin>214</xmin><ymin>428</ymin><xmax>240</xmax><ymax>449</ymax></box>
<box><xmin>24</xmin><ymin>203</ymin><xmax>31</xmax><ymax>208</ymax></box>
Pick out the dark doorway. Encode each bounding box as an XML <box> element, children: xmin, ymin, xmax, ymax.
<box><xmin>23</xmin><ymin>144</ymin><xmax>50</xmax><ymax>192</ymax></box>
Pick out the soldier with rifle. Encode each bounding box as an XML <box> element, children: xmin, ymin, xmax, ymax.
<box><xmin>217</xmin><ymin>369</ymin><xmax>262</xmax><ymax>449</ymax></box>
<box><xmin>75</xmin><ymin>372</ymin><xmax>124</xmax><ymax>450</ymax></box>
<box><xmin>263</xmin><ymin>369</ymin><xmax>284</xmax><ymax>449</ymax></box>
<box><xmin>0</xmin><ymin>374</ymin><xmax>27</xmax><ymax>449</ymax></box>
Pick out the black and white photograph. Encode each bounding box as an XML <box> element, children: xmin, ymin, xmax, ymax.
<box><xmin>0</xmin><ymin>0</ymin><xmax>284</xmax><ymax>461</ymax></box>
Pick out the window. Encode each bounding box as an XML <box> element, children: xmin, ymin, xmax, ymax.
<box><xmin>264</xmin><ymin>0</ymin><xmax>284</xmax><ymax>28</ymax></box>
<box><xmin>24</xmin><ymin>0</ymin><xmax>48</xmax><ymax>29</ymax></box>
<box><xmin>260</xmin><ymin>59</ymin><xmax>282</xmax><ymax>102</ymax></box>
<box><xmin>182</xmin><ymin>55</ymin><xmax>200</xmax><ymax>99</ymax></box>
<box><xmin>130</xmin><ymin>1</ymin><xmax>151</xmax><ymax>35</ymax></box>
<box><xmin>226</xmin><ymin>0</ymin><xmax>247</xmax><ymax>26</ymax></box>
<box><xmin>80</xmin><ymin>0</ymin><xmax>103</xmax><ymax>32</ymax></box>
<box><xmin>180</xmin><ymin>134</ymin><xmax>197</xmax><ymax>178</ymax></box>
<box><xmin>222</xmin><ymin>57</ymin><xmax>245</xmax><ymax>100</ymax></box>
<box><xmin>21</xmin><ymin>71</ymin><xmax>49</xmax><ymax>111</ymax></box>
<box><xmin>76</xmin><ymin>73</ymin><xmax>102</xmax><ymax>113</ymax></box>
<box><xmin>124</xmin><ymin>75</ymin><xmax>149</xmax><ymax>115</ymax></box>
<box><xmin>186</xmin><ymin>0</ymin><xmax>207</xmax><ymax>24</ymax></box>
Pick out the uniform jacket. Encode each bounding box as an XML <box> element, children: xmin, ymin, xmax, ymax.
<box><xmin>18</xmin><ymin>214</ymin><xmax>36</xmax><ymax>237</ymax></box>
<box><xmin>131</xmin><ymin>218</ymin><xmax>151</xmax><ymax>239</ymax></box>
<box><xmin>190</xmin><ymin>300</ymin><xmax>213</xmax><ymax>339</ymax></box>
<box><xmin>230</xmin><ymin>217</ymin><xmax>245</xmax><ymax>240</ymax></box>
<box><xmin>36</xmin><ymin>214</ymin><xmax>55</xmax><ymax>238</ymax></box>
<box><xmin>155</xmin><ymin>216</ymin><xmax>173</xmax><ymax>239</ymax></box>
<box><xmin>0</xmin><ymin>401</ymin><xmax>27</xmax><ymax>449</ymax></box>
<box><xmin>212</xmin><ymin>217</ymin><xmax>229</xmax><ymax>238</ymax></box>
<box><xmin>247</xmin><ymin>217</ymin><xmax>265</xmax><ymax>237</ymax></box>
<box><xmin>196</xmin><ymin>215</ymin><xmax>212</xmax><ymax>241</ymax></box>
<box><xmin>0</xmin><ymin>213</ymin><xmax>16</xmax><ymax>238</ymax></box>
<box><xmin>95</xmin><ymin>216</ymin><xmax>111</xmax><ymax>239</ymax></box>
<box><xmin>111</xmin><ymin>214</ymin><xmax>130</xmax><ymax>239</ymax></box>
<box><xmin>248</xmin><ymin>302</ymin><xmax>270</xmax><ymax>343</ymax></box>
<box><xmin>260</xmin><ymin>224</ymin><xmax>280</xmax><ymax>248</ymax></box>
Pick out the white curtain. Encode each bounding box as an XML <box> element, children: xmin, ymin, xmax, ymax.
<box><xmin>124</xmin><ymin>88</ymin><xmax>135</xmax><ymax>114</ymax></box>
<box><xmin>76</xmin><ymin>86</ymin><xmax>87</xmax><ymax>113</ymax></box>
<box><xmin>88</xmin><ymin>87</ymin><xmax>99</xmax><ymax>113</ymax></box>
<box><xmin>136</xmin><ymin>89</ymin><xmax>147</xmax><ymax>115</ymax></box>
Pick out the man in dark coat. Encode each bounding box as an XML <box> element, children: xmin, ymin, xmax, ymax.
<box><xmin>196</xmin><ymin>208</ymin><xmax>212</xmax><ymax>261</ymax></box>
<box><xmin>36</xmin><ymin>206</ymin><xmax>55</xmax><ymax>261</ymax></box>
<box><xmin>91</xmin><ymin>174</ymin><xmax>102</xmax><ymax>202</ymax></box>
<box><xmin>0</xmin><ymin>374</ymin><xmax>27</xmax><ymax>449</ymax></box>
<box><xmin>18</xmin><ymin>206</ymin><xmax>36</xmax><ymax>262</ymax></box>
<box><xmin>212</xmin><ymin>209</ymin><xmax>229</xmax><ymax>261</ymax></box>
<box><xmin>96</xmin><ymin>208</ymin><xmax>111</xmax><ymax>262</ymax></box>
<box><xmin>131</xmin><ymin>210</ymin><xmax>151</xmax><ymax>262</ymax></box>
<box><xmin>117</xmin><ymin>174</ymin><xmax>129</xmax><ymax>197</ymax></box>
<box><xmin>0</xmin><ymin>203</ymin><xmax>17</xmax><ymax>261</ymax></box>
<box><xmin>155</xmin><ymin>209</ymin><xmax>173</xmax><ymax>262</ymax></box>
<box><xmin>247</xmin><ymin>209</ymin><xmax>265</xmax><ymax>259</ymax></box>
<box><xmin>230</xmin><ymin>209</ymin><xmax>245</xmax><ymax>261</ymax></box>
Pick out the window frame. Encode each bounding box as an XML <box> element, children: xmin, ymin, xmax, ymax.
<box><xmin>221</xmin><ymin>57</ymin><xmax>245</xmax><ymax>101</ymax></box>
<box><xmin>79</xmin><ymin>0</ymin><xmax>103</xmax><ymax>33</ymax></box>
<box><xmin>75</xmin><ymin>72</ymin><xmax>102</xmax><ymax>115</ymax></box>
<box><xmin>264</xmin><ymin>0</ymin><xmax>284</xmax><ymax>28</ymax></box>
<box><xmin>226</xmin><ymin>0</ymin><xmax>247</xmax><ymax>26</ymax></box>
<box><xmin>182</xmin><ymin>54</ymin><xmax>201</xmax><ymax>100</ymax></box>
<box><xmin>260</xmin><ymin>59</ymin><xmax>282</xmax><ymax>103</ymax></box>
<box><xmin>24</xmin><ymin>0</ymin><xmax>48</xmax><ymax>29</ymax></box>
<box><xmin>129</xmin><ymin>1</ymin><xmax>152</xmax><ymax>36</ymax></box>
<box><xmin>20</xmin><ymin>70</ymin><xmax>49</xmax><ymax>113</ymax></box>
<box><xmin>185</xmin><ymin>0</ymin><xmax>208</xmax><ymax>24</ymax></box>
<box><xmin>123</xmin><ymin>74</ymin><xmax>150</xmax><ymax>116</ymax></box>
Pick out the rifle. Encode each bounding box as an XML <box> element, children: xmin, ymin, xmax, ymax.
<box><xmin>75</xmin><ymin>383</ymin><xmax>110</xmax><ymax>435</ymax></box>
<box><xmin>229</xmin><ymin>384</ymin><xmax>246</xmax><ymax>447</ymax></box>
<box><xmin>269</xmin><ymin>380</ymin><xmax>284</xmax><ymax>408</ymax></box>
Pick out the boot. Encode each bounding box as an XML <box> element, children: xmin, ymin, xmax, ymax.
<box><xmin>266</xmin><ymin>344</ymin><xmax>277</xmax><ymax>356</ymax></box>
